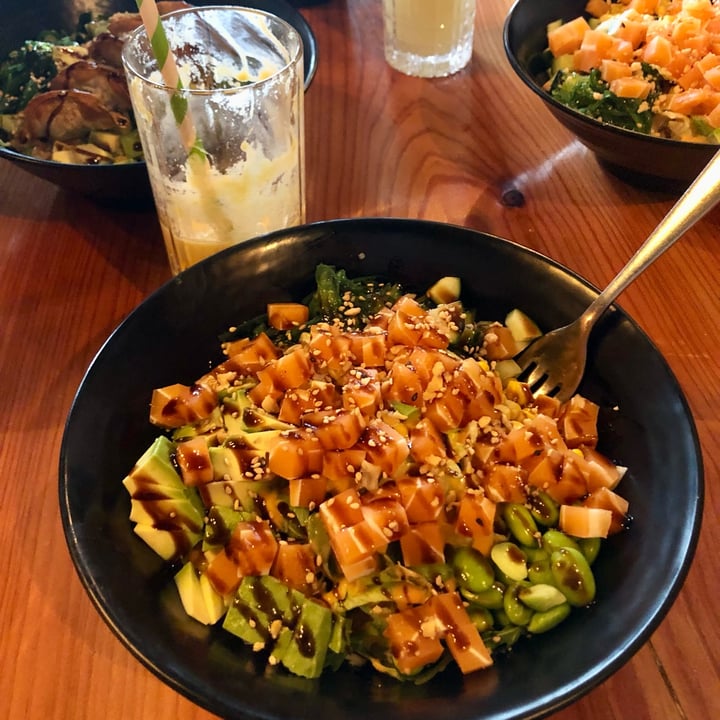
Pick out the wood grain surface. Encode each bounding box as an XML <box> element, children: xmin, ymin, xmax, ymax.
<box><xmin>1</xmin><ymin>0</ymin><xmax>718</xmax><ymax>718</ymax></box>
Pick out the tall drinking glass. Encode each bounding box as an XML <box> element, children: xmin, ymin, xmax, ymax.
<box><xmin>382</xmin><ymin>0</ymin><xmax>476</xmax><ymax>78</ymax></box>
<box><xmin>122</xmin><ymin>6</ymin><xmax>305</xmax><ymax>274</ymax></box>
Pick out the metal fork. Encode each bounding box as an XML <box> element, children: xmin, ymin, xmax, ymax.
<box><xmin>515</xmin><ymin>150</ymin><xmax>720</xmax><ymax>402</ymax></box>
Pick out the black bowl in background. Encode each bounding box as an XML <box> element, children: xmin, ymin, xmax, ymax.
<box><xmin>0</xmin><ymin>0</ymin><xmax>318</xmax><ymax>205</ymax></box>
<box><xmin>59</xmin><ymin>218</ymin><xmax>703</xmax><ymax>720</ymax></box>
<box><xmin>503</xmin><ymin>0</ymin><xmax>717</xmax><ymax>191</ymax></box>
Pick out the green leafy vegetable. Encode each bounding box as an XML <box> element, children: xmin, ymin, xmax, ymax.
<box><xmin>549</xmin><ymin>63</ymin><xmax>669</xmax><ymax>134</ymax></box>
<box><xmin>0</xmin><ymin>41</ymin><xmax>58</xmax><ymax>115</ymax></box>
<box><xmin>224</xmin><ymin>264</ymin><xmax>406</xmax><ymax>349</ymax></box>
<box><xmin>308</xmin><ymin>264</ymin><xmax>404</xmax><ymax>321</ymax></box>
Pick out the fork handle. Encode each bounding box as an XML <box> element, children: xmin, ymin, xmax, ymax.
<box><xmin>579</xmin><ymin>148</ymin><xmax>720</xmax><ymax>332</ymax></box>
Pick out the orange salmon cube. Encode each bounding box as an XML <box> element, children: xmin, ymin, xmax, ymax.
<box><xmin>397</xmin><ymin>476</ymin><xmax>444</xmax><ymax>523</ymax></box>
<box><xmin>271</xmin><ymin>542</ymin><xmax>318</xmax><ymax>591</ymax></box>
<box><xmin>319</xmin><ymin>488</ymin><xmax>365</xmax><ymax>535</ymax></box>
<box><xmin>559</xmin><ymin>504</ymin><xmax>613</xmax><ymax>539</ymax></box>
<box><xmin>267</xmin><ymin>430</ymin><xmax>322</xmax><ymax>479</ymax></box>
<box><xmin>482</xmin><ymin>464</ymin><xmax>527</xmax><ymax>504</ymax></box>
<box><xmin>357</xmin><ymin>419</ymin><xmax>410</xmax><ymax>477</ymax></box>
<box><xmin>304</xmin><ymin>407</ymin><xmax>367</xmax><ymax>450</ymax></box>
<box><xmin>267</xmin><ymin>302</ymin><xmax>309</xmax><ymax>330</ymax></box>
<box><xmin>600</xmin><ymin>59</ymin><xmax>632</xmax><ymax>83</ymax></box>
<box><xmin>361</xmin><ymin>496</ymin><xmax>410</xmax><ymax>543</ymax></box>
<box><xmin>548</xmin><ymin>16</ymin><xmax>592</xmax><ymax>57</ymax></box>
<box><xmin>583</xmin><ymin>486</ymin><xmax>630</xmax><ymax>534</ymax></box>
<box><xmin>409</xmin><ymin>418</ymin><xmax>447</xmax><ymax>463</ymax></box>
<box><xmin>400</xmin><ymin>522</ymin><xmax>446</xmax><ymax>566</ymax></box>
<box><xmin>266</xmin><ymin>347</ymin><xmax>313</xmax><ymax>390</ymax></box>
<box><xmin>384</xmin><ymin>605</ymin><xmax>444</xmax><ymax>675</ymax></box>
<box><xmin>175</xmin><ymin>437</ymin><xmax>214</xmax><ymax>486</ymax></box>
<box><xmin>228</xmin><ymin>520</ymin><xmax>279</xmax><ymax>576</ymax></box>
<box><xmin>454</xmin><ymin>493</ymin><xmax>496</xmax><ymax>556</ymax></box>
<box><xmin>206</xmin><ymin>548</ymin><xmax>242</xmax><ymax>595</ymax></box>
<box><xmin>615</xmin><ymin>19</ymin><xmax>647</xmax><ymax>49</ymax></box>
<box><xmin>431</xmin><ymin>593</ymin><xmax>493</xmax><ymax>673</ymax></box>
<box><xmin>288</xmin><ymin>475</ymin><xmax>327</xmax><ymax>508</ymax></box>
<box><xmin>642</xmin><ymin>34</ymin><xmax>673</xmax><ymax>67</ymax></box>
<box><xmin>222</xmin><ymin>332</ymin><xmax>278</xmax><ymax>371</ymax></box>
<box><xmin>347</xmin><ymin>331</ymin><xmax>387</xmax><ymax>367</ymax></box>
<box><xmin>609</xmin><ymin>76</ymin><xmax>652</xmax><ymax>99</ymax></box>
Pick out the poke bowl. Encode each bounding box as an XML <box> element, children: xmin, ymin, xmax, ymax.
<box><xmin>0</xmin><ymin>0</ymin><xmax>317</xmax><ymax>204</ymax></box>
<box><xmin>503</xmin><ymin>0</ymin><xmax>718</xmax><ymax>190</ymax></box>
<box><xmin>59</xmin><ymin>218</ymin><xmax>703</xmax><ymax>719</ymax></box>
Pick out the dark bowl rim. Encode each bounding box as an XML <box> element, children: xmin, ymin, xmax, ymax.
<box><xmin>501</xmin><ymin>0</ymin><xmax>716</xmax><ymax>153</ymax></box>
<box><xmin>58</xmin><ymin>217</ymin><xmax>705</xmax><ymax>720</ymax></box>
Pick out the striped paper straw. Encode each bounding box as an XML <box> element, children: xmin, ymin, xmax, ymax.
<box><xmin>134</xmin><ymin>0</ymin><xmax>201</xmax><ymax>155</ymax></box>
<box><xmin>130</xmin><ymin>0</ymin><xmax>232</xmax><ymax>240</ymax></box>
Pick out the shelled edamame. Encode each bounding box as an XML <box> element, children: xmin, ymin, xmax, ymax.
<box><xmin>453</xmin><ymin>498</ymin><xmax>600</xmax><ymax>649</ymax></box>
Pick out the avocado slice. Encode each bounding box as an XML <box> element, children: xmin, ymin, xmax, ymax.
<box><xmin>223</xmin><ymin>575</ymin><xmax>302</xmax><ymax>647</ymax></box>
<box><xmin>133</xmin><ymin>525</ymin><xmax>198</xmax><ymax>561</ymax></box>
<box><xmin>123</xmin><ymin>435</ymin><xmax>182</xmax><ymax>490</ymax></box>
<box><xmin>199</xmin><ymin>475</ymin><xmax>286</xmax><ymax>512</ymax></box>
<box><xmin>119</xmin><ymin>129</ymin><xmax>143</xmax><ymax>161</ymax></box>
<box><xmin>223</xmin><ymin>387</ymin><xmax>294</xmax><ymax>434</ymax></box>
<box><xmin>208</xmin><ymin>431</ymin><xmax>281</xmax><ymax>483</ymax></box>
<box><xmin>174</xmin><ymin>561</ymin><xmax>226</xmax><ymax>625</ymax></box>
<box><xmin>123</xmin><ymin>436</ymin><xmax>205</xmax><ymax>560</ymax></box>
<box><xmin>202</xmin><ymin>505</ymin><xmax>254</xmax><ymax>550</ymax></box>
<box><xmin>89</xmin><ymin>129</ymin><xmax>122</xmax><ymax>154</ymax></box>
<box><xmin>129</xmin><ymin>497</ymin><xmax>204</xmax><ymax>532</ymax></box>
<box><xmin>172</xmin><ymin>406</ymin><xmax>225</xmax><ymax>443</ymax></box>
<box><xmin>273</xmin><ymin>598</ymin><xmax>333</xmax><ymax>679</ymax></box>
<box><xmin>223</xmin><ymin>575</ymin><xmax>334</xmax><ymax>677</ymax></box>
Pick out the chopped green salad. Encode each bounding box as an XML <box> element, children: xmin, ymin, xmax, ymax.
<box><xmin>548</xmin><ymin>62</ymin><xmax>669</xmax><ymax>134</ymax></box>
<box><xmin>542</xmin><ymin>1</ymin><xmax>720</xmax><ymax>143</ymax></box>
<box><xmin>123</xmin><ymin>265</ymin><xmax>629</xmax><ymax>681</ymax></box>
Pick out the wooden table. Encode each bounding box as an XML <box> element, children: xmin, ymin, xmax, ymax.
<box><xmin>1</xmin><ymin>0</ymin><xmax>718</xmax><ymax>717</ymax></box>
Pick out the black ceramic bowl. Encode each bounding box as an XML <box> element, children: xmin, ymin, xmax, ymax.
<box><xmin>0</xmin><ymin>0</ymin><xmax>317</xmax><ymax>205</ymax></box>
<box><xmin>60</xmin><ymin>218</ymin><xmax>703</xmax><ymax>720</ymax></box>
<box><xmin>503</xmin><ymin>0</ymin><xmax>717</xmax><ymax>190</ymax></box>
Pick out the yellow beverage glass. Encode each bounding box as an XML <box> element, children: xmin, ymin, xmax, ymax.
<box><xmin>122</xmin><ymin>6</ymin><xmax>305</xmax><ymax>274</ymax></box>
<box><xmin>382</xmin><ymin>0</ymin><xmax>476</xmax><ymax>78</ymax></box>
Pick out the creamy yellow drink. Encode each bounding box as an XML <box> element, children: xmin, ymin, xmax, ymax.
<box><xmin>122</xmin><ymin>7</ymin><xmax>305</xmax><ymax>275</ymax></box>
<box><xmin>156</xmin><ymin>141</ymin><xmax>303</xmax><ymax>273</ymax></box>
<box><xmin>383</xmin><ymin>0</ymin><xmax>476</xmax><ymax>77</ymax></box>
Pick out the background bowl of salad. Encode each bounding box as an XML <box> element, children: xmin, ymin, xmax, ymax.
<box><xmin>0</xmin><ymin>0</ymin><xmax>317</xmax><ymax>205</ymax></box>
<box><xmin>503</xmin><ymin>0</ymin><xmax>718</xmax><ymax>191</ymax></box>
<box><xmin>60</xmin><ymin>218</ymin><xmax>703</xmax><ymax>719</ymax></box>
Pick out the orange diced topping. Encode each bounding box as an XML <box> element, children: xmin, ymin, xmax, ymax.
<box><xmin>357</xmin><ymin>419</ymin><xmax>410</xmax><ymax>477</ymax></box>
<box><xmin>267</xmin><ymin>302</ymin><xmax>309</xmax><ymax>330</ymax></box>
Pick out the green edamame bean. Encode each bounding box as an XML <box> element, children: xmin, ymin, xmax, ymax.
<box><xmin>542</xmin><ymin>528</ymin><xmax>581</xmax><ymax>555</ymax></box>
<box><xmin>551</xmin><ymin>547</ymin><xmax>596</xmax><ymax>607</ymax></box>
<box><xmin>527</xmin><ymin>602</ymin><xmax>571</xmax><ymax>634</ymax></box>
<box><xmin>490</xmin><ymin>541</ymin><xmax>528</xmax><ymax>581</ymax></box>
<box><xmin>527</xmin><ymin>553</ymin><xmax>555</xmax><ymax>586</ymax></box>
<box><xmin>523</xmin><ymin>546</ymin><xmax>549</xmax><ymax>563</ymax></box>
<box><xmin>467</xmin><ymin>606</ymin><xmax>494</xmax><ymax>633</ymax></box>
<box><xmin>527</xmin><ymin>490</ymin><xmax>560</xmax><ymax>526</ymax></box>
<box><xmin>493</xmin><ymin>607</ymin><xmax>512</xmax><ymax>627</ymax></box>
<box><xmin>462</xmin><ymin>581</ymin><xmax>505</xmax><ymax>610</ymax></box>
<box><xmin>504</xmin><ymin>583</ymin><xmax>534</xmax><ymax>626</ymax></box>
<box><xmin>518</xmin><ymin>583</ymin><xmax>567</xmax><ymax>612</ymax></box>
<box><xmin>452</xmin><ymin>546</ymin><xmax>495</xmax><ymax>593</ymax></box>
<box><xmin>578</xmin><ymin>536</ymin><xmax>602</xmax><ymax>565</ymax></box>
<box><xmin>503</xmin><ymin>503</ymin><xmax>540</xmax><ymax>548</ymax></box>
